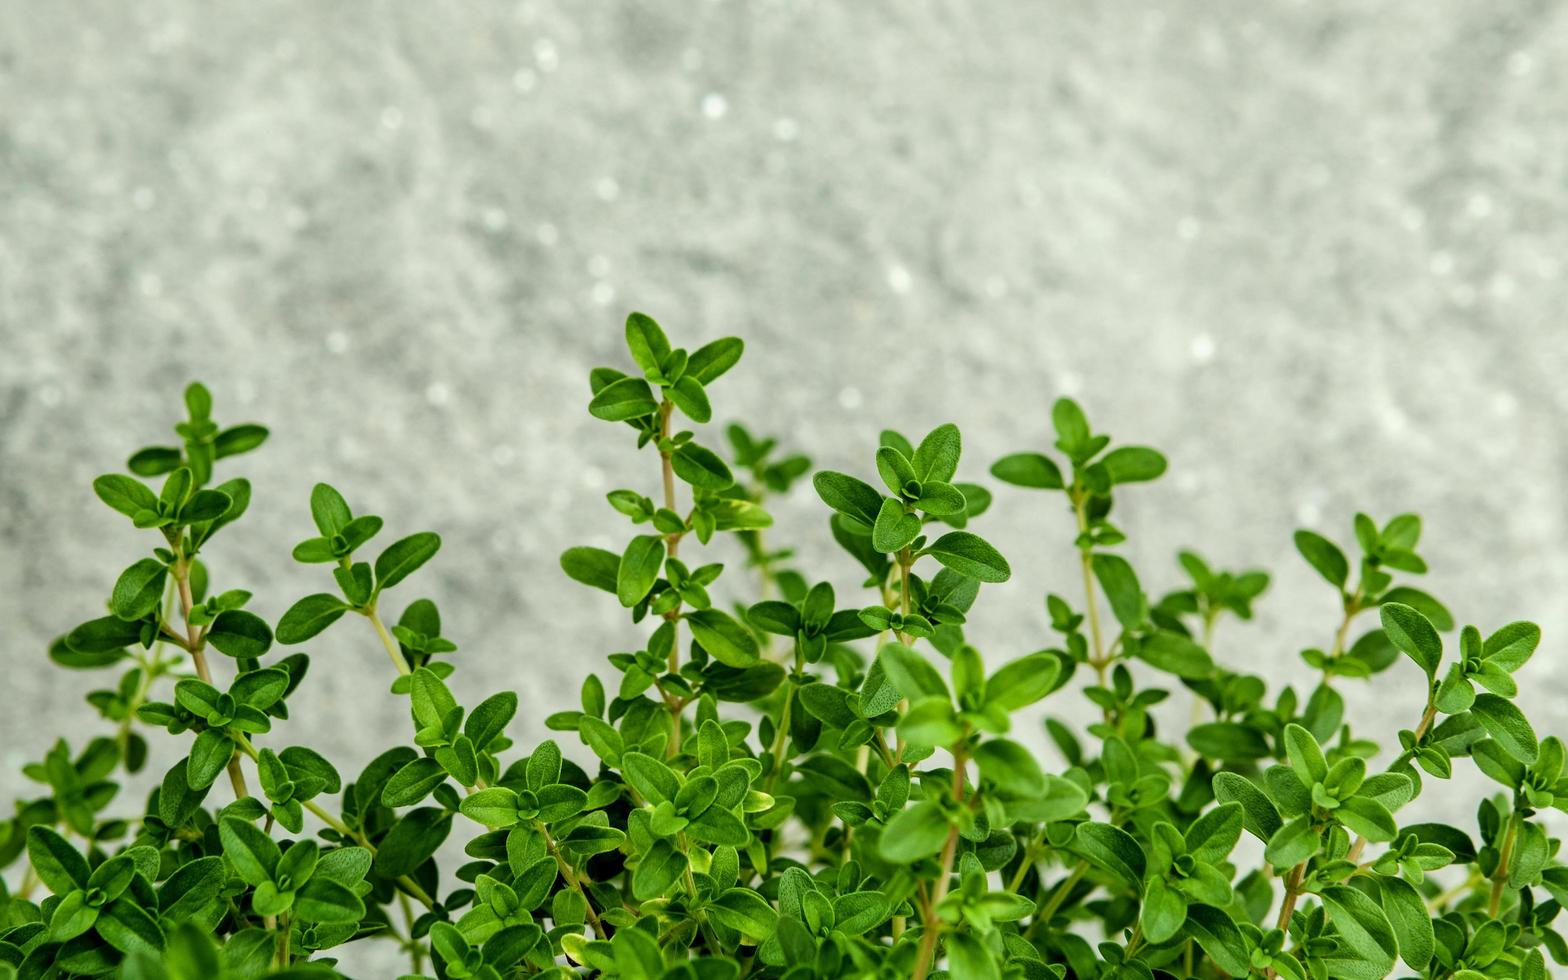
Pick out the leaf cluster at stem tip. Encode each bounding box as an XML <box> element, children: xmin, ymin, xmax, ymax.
<box><xmin>3</xmin><ymin>315</ymin><xmax>1560</xmax><ymax>980</ymax></box>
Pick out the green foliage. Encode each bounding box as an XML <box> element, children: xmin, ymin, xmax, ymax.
<box><xmin>2</xmin><ymin>321</ymin><xmax>1562</xmax><ymax>980</ymax></box>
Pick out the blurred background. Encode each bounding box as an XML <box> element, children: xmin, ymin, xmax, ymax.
<box><xmin>4</xmin><ymin>0</ymin><xmax>1568</xmax><ymax>971</ymax></box>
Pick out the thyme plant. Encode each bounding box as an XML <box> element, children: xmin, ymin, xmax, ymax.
<box><xmin>1</xmin><ymin>313</ymin><xmax>1561</xmax><ymax>980</ymax></box>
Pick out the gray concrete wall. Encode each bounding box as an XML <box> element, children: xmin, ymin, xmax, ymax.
<box><xmin>4</xmin><ymin>1</ymin><xmax>1567</xmax><ymax>972</ymax></box>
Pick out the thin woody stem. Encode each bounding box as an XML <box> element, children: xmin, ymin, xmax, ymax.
<box><xmin>169</xmin><ymin>536</ymin><xmax>251</xmax><ymax>801</ymax></box>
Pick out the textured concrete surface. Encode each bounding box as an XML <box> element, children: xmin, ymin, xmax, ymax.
<box><xmin>4</xmin><ymin>0</ymin><xmax>1568</xmax><ymax>971</ymax></box>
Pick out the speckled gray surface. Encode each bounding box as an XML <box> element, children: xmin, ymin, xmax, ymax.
<box><xmin>4</xmin><ymin>0</ymin><xmax>1568</xmax><ymax>972</ymax></box>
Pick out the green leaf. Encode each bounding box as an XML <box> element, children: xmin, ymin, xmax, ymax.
<box><xmin>871</xmin><ymin>498</ymin><xmax>921</xmax><ymax>553</ymax></box>
<box><xmin>1188</xmin><ymin>722</ymin><xmax>1272</xmax><ymax>761</ymax></box>
<box><xmin>1135</xmin><ymin>630</ymin><xmax>1214</xmax><ymax>679</ymax></box>
<box><xmin>624</xmin><ymin>312</ymin><xmax>671</xmax><ymax>375</ymax></box>
<box><xmin>1051</xmin><ymin>398</ymin><xmax>1091</xmax><ymax>448</ymax></box>
<box><xmin>276</xmin><ymin>594</ymin><xmax>350</xmax><ymax>644</ymax></box>
<box><xmin>1483</xmin><ymin>621</ymin><xmax>1540</xmax><ymax>672</ymax></box>
<box><xmin>1102</xmin><ymin>446</ymin><xmax>1167</xmax><ymax>484</ymax></box>
<box><xmin>110</xmin><ymin>559</ymin><xmax>167</xmax><ymax>621</ymax></box>
<box><xmin>220</xmin><ymin>817</ymin><xmax>281</xmax><ymax>887</ymax></box>
<box><xmin>382</xmin><ymin>758</ymin><xmax>448</xmax><ymax>807</ymax></box>
<box><xmin>93</xmin><ymin>474</ymin><xmax>159</xmax><ymax>520</ymax></box>
<box><xmin>983</xmin><ymin>653</ymin><xmax>1062</xmax><ymax>711</ymax></box>
<box><xmin>672</xmin><ymin>443</ymin><xmax>734</xmax><ymax>490</ymax></box>
<box><xmin>1380</xmin><ymin>602</ymin><xmax>1442</xmax><ymax>677</ymax></box>
<box><xmin>617</xmin><ymin>534</ymin><xmax>665</xmax><ymax>608</ymax></box>
<box><xmin>687</xmin><ymin>609</ymin><xmax>760</xmax><ymax>667</ymax></box>
<box><xmin>206</xmin><ymin>610</ymin><xmax>273</xmax><ymax>659</ymax></box>
<box><xmin>924</xmin><ymin>531</ymin><xmax>1011</xmax><ymax>583</ymax></box>
<box><xmin>668</xmin><ymin>376</ymin><xmax>711</xmax><ymax>423</ymax></box>
<box><xmin>1378</xmin><ymin>875</ymin><xmax>1434</xmax><ymax>969</ymax></box>
<box><xmin>309</xmin><ymin>483</ymin><xmax>352</xmax><ymax>536</ymax></box>
<box><xmin>898</xmin><ymin>696</ymin><xmax>963</xmax><ymax>748</ymax></box>
<box><xmin>912</xmin><ymin>423</ymin><xmax>961</xmax><ymax>483</ymax></box>
<box><xmin>633</xmin><ymin>840</ymin><xmax>688</xmax><ymax>900</ymax></box>
<box><xmin>187</xmin><ymin>730</ymin><xmax>235</xmax><ymax>791</ymax></box>
<box><xmin>1091</xmin><ymin>553</ymin><xmax>1144</xmax><ymax>628</ymax></box>
<box><xmin>705</xmin><ymin>888</ymin><xmax>778</xmax><ymax>940</ymax></box>
<box><xmin>1185</xmin><ymin>802</ymin><xmax>1244</xmax><ymax>863</ymax></box>
<box><xmin>1184</xmin><ymin>904</ymin><xmax>1252</xmax><ymax>978</ymax></box>
<box><xmin>589</xmin><ymin>377</ymin><xmax>659</xmax><ymax>421</ymax></box>
<box><xmin>1470</xmin><ymin>693</ymin><xmax>1538</xmax><ymax>763</ymax></box>
<box><xmin>973</xmin><ymin>738</ymin><xmax>1045</xmax><ymax>797</ymax></box>
<box><xmin>945</xmin><ymin>931</ymin><xmax>1000</xmax><ymax>980</ymax></box>
<box><xmin>1283</xmin><ymin>723</ymin><xmax>1327</xmax><ymax>785</ymax></box>
<box><xmin>560</xmin><ymin>546</ymin><xmax>620</xmax><ymax>593</ymax></box>
<box><xmin>375</xmin><ymin>532</ymin><xmax>441</xmax><ymax>593</ymax></box>
<box><xmin>813</xmin><ymin>471</ymin><xmax>884</xmax><ymax>528</ymax></box>
<box><xmin>1073</xmin><ymin>822</ymin><xmax>1146</xmax><ymax>889</ymax></box>
<box><xmin>989</xmin><ymin>452</ymin><xmax>1064</xmax><ymax>489</ymax></box>
<box><xmin>879</xmin><ymin>799</ymin><xmax>951</xmax><ymax>863</ymax></box>
<box><xmin>687</xmin><ymin>337</ymin><xmax>744</xmax><ymax>384</ymax></box>
<box><xmin>1294</xmin><ymin>529</ymin><xmax>1349</xmax><ymax>588</ymax></box>
<box><xmin>460</xmin><ymin>788</ymin><xmax>522</xmax><ymax>828</ymax></box>
<box><xmin>1142</xmin><ymin>876</ymin><xmax>1187</xmax><ymax>944</ymax></box>
<box><xmin>1337</xmin><ymin>796</ymin><xmax>1397</xmax><ymax>842</ymax></box>
<box><xmin>26</xmin><ymin>826</ymin><xmax>88</xmax><ymax>893</ymax></box>
<box><xmin>878</xmin><ymin>642</ymin><xmax>948</xmax><ymax>700</ymax></box>
<box><xmin>97</xmin><ymin>898</ymin><xmax>164</xmax><ymax>955</ymax></box>
<box><xmin>1320</xmin><ymin>885</ymin><xmax>1398</xmax><ymax>980</ymax></box>
<box><xmin>1265</xmin><ymin>815</ymin><xmax>1319</xmax><ymax>869</ymax></box>
<box><xmin>293</xmin><ymin>878</ymin><xmax>366</xmax><ymax>925</ymax></box>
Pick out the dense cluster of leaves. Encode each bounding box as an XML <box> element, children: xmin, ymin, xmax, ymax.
<box><xmin>2</xmin><ymin>314</ymin><xmax>1561</xmax><ymax>979</ymax></box>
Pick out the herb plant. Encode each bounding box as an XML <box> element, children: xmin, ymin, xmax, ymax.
<box><xmin>2</xmin><ymin>312</ymin><xmax>1561</xmax><ymax>980</ymax></box>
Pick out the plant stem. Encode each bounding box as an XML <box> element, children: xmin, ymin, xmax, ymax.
<box><xmin>1275</xmin><ymin>861</ymin><xmax>1307</xmax><ymax>932</ymax></box>
<box><xmin>539</xmin><ymin>821</ymin><xmax>605</xmax><ymax>938</ymax></box>
<box><xmin>365</xmin><ymin>604</ymin><xmax>413</xmax><ymax>676</ymax></box>
<box><xmin>655</xmin><ymin>399</ymin><xmax>689</xmax><ymax>759</ymax></box>
<box><xmin>274</xmin><ymin>912</ymin><xmax>290</xmax><ymax>968</ymax></box>
<box><xmin>227</xmin><ymin>736</ymin><xmax>436</xmax><ymax>909</ymax></box>
<box><xmin>169</xmin><ymin>541</ymin><xmax>251</xmax><ymax>801</ymax></box>
<box><xmin>911</xmin><ymin>742</ymin><xmax>968</xmax><ymax>980</ymax></box>
<box><xmin>397</xmin><ymin>891</ymin><xmax>424</xmax><ymax>973</ymax></box>
<box><xmin>1071</xmin><ymin>491</ymin><xmax>1108</xmax><ymax>684</ymax></box>
<box><xmin>1488</xmin><ymin>811</ymin><xmax>1521</xmax><ymax>916</ymax></box>
<box><xmin>1027</xmin><ymin>860</ymin><xmax>1088</xmax><ymax>939</ymax></box>
<box><xmin>762</xmin><ymin>652</ymin><xmax>801</xmax><ymax>796</ymax></box>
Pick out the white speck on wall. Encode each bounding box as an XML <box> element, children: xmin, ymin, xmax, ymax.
<box><xmin>1430</xmin><ymin>252</ymin><xmax>1455</xmax><ymax>276</ymax></box>
<box><xmin>1494</xmin><ymin>392</ymin><xmax>1519</xmax><ymax>418</ymax></box>
<box><xmin>984</xmin><ymin>276</ymin><xmax>1008</xmax><ymax>298</ymax></box>
<box><xmin>1466</xmin><ymin>194</ymin><xmax>1494</xmax><ymax>219</ymax></box>
<box><xmin>1177</xmin><ymin>216</ymin><xmax>1201</xmax><ymax>240</ymax></box>
<box><xmin>701</xmin><ymin>93</ymin><xmax>729</xmax><ymax>119</ymax></box>
<box><xmin>138</xmin><ymin>273</ymin><xmax>162</xmax><ymax>297</ymax></box>
<box><xmin>325</xmin><ymin>331</ymin><xmax>349</xmax><ymax>354</ymax></box>
<box><xmin>536</xmin><ymin>223</ymin><xmax>559</xmax><ymax>247</ymax></box>
<box><xmin>837</xmin><ymin>386</ymin><xmax>863</xmax><ymax>410</ymax></box>
<box><xmin>482</xmin><ymin>208</ymin><xmax>508</xmax><ymax>231</ymax></box>
<box><xmin>595</xmin><ymin>177</ymin><xmax>620</xmax><ymax>202</ymax></box>
<box><xmin>581</xmin><ymin>466</ymin><xmax>605</xmax><ymax>490</ymax></box>
<box><xmin>773</xmin><ymin>117</ymin><xmax>799</xmax><ymax>141</ymax></box>
<box><xmin>512</xmin><ymin>68</ymin><xmax>537</xmax><ymax>92</ymax></box>
<box><xmin>426</xmin><ymin>382</ymin><xmax>451</xmax><ymax>407</ymax></box>
<box><xmin>491</xmin><ymin>444</ymin><xmax>517</xmax><ymax>467</ymax></box>
<box><xmin>886</xmin><ymin>264</ymin><xmax>912</xmax><ymax>294</ymax></box>
<box><xmin>534</xmin><ymin>40</ymin><xmax>559</xmax><ymax>72</ymax></box>
<box><xmin>587</xmin><ymin>255</ymin><xmax>611</xmax><ymax>278</ymax></box>
<box><xmin>592</xmin><ymin>282</ymin><xmax>616</xmax><ymax>306</ymax></box>
<box><xmin>1296</xmin><ymin>500</ymin><xmax>1322</xmax><ymax>526</ymax></box>
<box><xmin>131</xmin><ymin>187</ymin><xmax>156</xmax><ymax>210</ymax></box>
<box><xmin>1509</xmin><ymin>50</ymin><xmax>1534</xmax><ymax>75</ymax></box>
<box><xmin>1058</xmin><ymin>372</ymin><xmax>1081</xmax><ymax>396</ymax></box>
<box><xmin>379</xmin><ymin>106</ymin><xmax>403</xmax><ymax>130</ymax></box>
<box><xmin>1190</xmin><ymin>333</ymin><xmax>1215</xmax><ymax>364</ymax></box>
